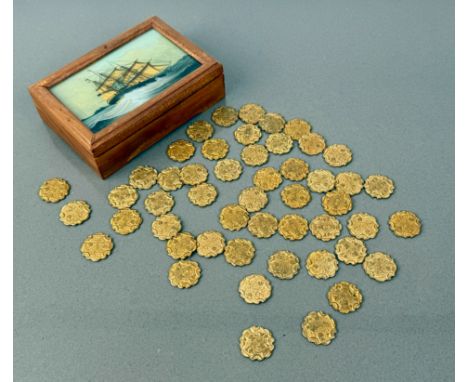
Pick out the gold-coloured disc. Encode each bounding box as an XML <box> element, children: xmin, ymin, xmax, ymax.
<box><xmin>327</xmin><ymin>281</ymin><xmax>363</xmax><ymax>314</ymax></box>
<box><xmin>201</xmin><ymin>138</ymin><xmax>230</xmax><ymax>160</ymax></box>
<box><xmin>279</xmin><ymin>158</ymin><xmax>309</xmax><ymax>181</ymax></box>
<box><xmin>298</xmin><ymin>132</ymin><xmax>326</xmax><ymax>155</ymax></box>
<box><xmin>239</xmin><ymin>326</ymin><xmax>275</xmax><ymax>361</ymax></box>
<box><xmin>238</xmin><ymin>103</ymin><xmax>266</xmax><ymax>124</ymax></box>
<box><xmin>219</xmin><ymin>204</ymin><xmax>249</xmax><ymax>231</ymax></box>
<box><xmin>211</xmin><ymin>106</ymin><xmax>238</xmax><ymax>127</ymax></box>
<box><xmin>307</xmin><ymin>169</ymin><xmax>335</xmax><ymax>193</ymax></box>
<box><xmin>128</xmin><ymin>166</ymin><xmax>158</xmax><ymax>190</ymax></box>
<box><xmin>166</xmin><ymin>232</ymin><xmax>197</xmax><ymax>260</ymax></box>
<box><xmin>306</xmin><ymin>250</ymin><xmax>339</xmax><ymax>279</ymax></box>
<box><xmin>107</xmin><ymin>184</ymin><xmax>138</xmax><ymax>209</ymax></box>
<box><xmin>214</xmin><ymin>158</ymin><xmax>243</xmax><ymax>182</ymax></box>
<box><xmin>323</xmin><ymin>144</ymin><xmax>353</xmax><ymax>167</ymax></box>
<box><xmin>238</xmin><ymin>187</ymin><xmax>269</xmax><ymax>212</ymax></box>
<box><xmin>347</xmin><ymin>213</ymin><xmax>379</xmax><ymax>240</ymax></box>
<box><xmin>224</xmin><ymin>238</ymin><xmax>255</xmax><ymax>266</ymax></box>
<box><xmin>247</xmin><ymin>212</ymin><xmax>278</xmax><ymax>239</ymax></box>
<box><xmin>364</xmin><ymin>175</ymin><xmax>395</xmax><ymax>199</ymax></box>
<box><xmin>168</xmin><ymin>260</ymin><xmax>201</xmax><ymax>288</ymax></box>
<box><xmin>335</xmin><ymin>171</ymin><xmax>363</xmax><ymax>195</ymax></box>
<box><xmin>196</xmin><ymin>231</ymin><xmax>225</xmax><ymax>258</ymax></box>
<box><xmin>59</xmin><ymin>200</ymin><xmax>91</xmax><ymax>226</ymax></box>
<box><xmin>157</xmin><ymin>167</ymin><xmax>183</xmax><ymax>191</ymax></box>
<box><xmin>322</xmin><ymin>190</ymin><xmax>353</xmax><ymax>216</ymax></box>
<box><xmin>234</xmin><ymin>123</ymin><xmax>262</xmax><ymax>145</ymax></box>
<box><xmin>247</xmin><ymin>212</ymin><xmax>278</xmax><ymax>238</ymax></box>
<box><xmin>38</xmin><ymin>177</ymin><xmax>70</xmax><ymax>203</ymax></box>
<box><xmin>309</xmin><ymin>214</ymin><xmax>342</xmax><ymax>241</ymax></box>
<box><xmin>166</xmin><ymin>139</ymin><xmax>196</xmax><ymax>162</ymax></box>
<box><xmin>301</xmin><ymin>311</ymin><xmax>337</xmax><ymax>345</ymax></box>
<box><xmin>363</xmin><ymin>252</ymin><xmax>397</xmax><ymax>282</ymax></box>
<box><xmin>278</xmin><ymin>214</ymin><xmax>309</xmax><ymax>241</ymax></box>
<box><xmin>80</xmin><ymin>232</ymin><xmax>113</xmax><ymax>262</ymax></box>
<box><xmin>280</xmin><ymin>184</ymin><xmax>311</xmax><ymax>209</ymax></box>
<box><xmin>239</xmin><ymin>274</ymin><xmax>272</xmax><ymax>304</ymax></box>
<box><xmin>186</xmin><ymin>120</ymin><xmax>213</xmax><ymax>142</ymax></box>
<box><xmin>110</xmin><ymin>208</ymin><xmax>142</xmax><ymax>235</ymax></box>
<box><xmin>335</xmin><ymin>236</ymin><xmax>367</xmax><ymax>265</ymax></box>
<box><xmin>388</xmin><ymin>210</ymin><xmax>421</xmax><ymax>238</ymax></box>
<box><xmin>265</xmin><ymin>133</ymin><xmax>293</xmax><ymax>155</ymax></box>
<box><xmin>252</xmin><ymin>167</ymin><xmax>283</xmax><ymax>191</ymax></box>
<box><xmin>258</xmin><ymin>112</ymin><xmax>285</xmax><ymax>133</ymax></box>
<box><xmin>241</xmin><ymin>144</ymin><xmax>269</xmax><ymax>166</ymax></box>
<box><xmin>187</xmin><ymin>183</ymin><xmax>218</xmax><ymax>207</ymax></box>
<box><xmin>284</xmin><ymin>118</ymin><xmax>312</xmax><ymax>140</ymax></box>
<box><xmin>267</xmin><ymin>250</ymin><xmax>300</xmax><ymax>280</ymax></box>
<box><xmin>144</xmin><ymin>190</ymin><xmax>174</xmax><ymax>216</ymax></box>
<box><xmin>180</xmin><ymin>163</ymin><xmax>208</xmax><ymax>185</ymax></box>
<box><xmin>151</xmin><ymin>213</ymin><xmax>182</xmax><ymax>240</ymax></box>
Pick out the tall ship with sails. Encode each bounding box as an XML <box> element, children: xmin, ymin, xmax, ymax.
<box><xmin>87</xmin><ymin>60</ymin><xmax>169</xmax><ymax>103</ymax></box>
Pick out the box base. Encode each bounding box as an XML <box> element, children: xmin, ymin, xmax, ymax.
<box><xmin>33</xmin><ymin>73</ymin><xmax>225</xmax><ymax>179</ymax></box>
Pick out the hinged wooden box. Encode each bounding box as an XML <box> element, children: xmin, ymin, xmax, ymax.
<box><xmin>29</xmin><ymin>17</ymin><xmax>225</xmax><ymax>178</ymax></box>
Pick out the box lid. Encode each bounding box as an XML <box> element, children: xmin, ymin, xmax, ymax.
<box><xmin>29</xmin><ymin>16</ymin><xmax>224</xmax><ymax>158</ymax></box>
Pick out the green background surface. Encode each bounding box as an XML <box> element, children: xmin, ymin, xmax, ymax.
<box><xmin>14</xmin><ymin>1</ymin><xmax>454</xmax><ymax>381</ymax></box>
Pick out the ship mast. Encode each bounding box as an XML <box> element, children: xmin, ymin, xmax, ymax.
<box><xmin>126</xmin><ymin>61</ymin><xmax>151</xmax><ymax>85</ymax></box>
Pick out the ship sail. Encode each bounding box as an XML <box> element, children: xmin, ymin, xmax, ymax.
<box><xmin>88</xmin><ymin>60</ymin><xmax>169</xmax><ymax>103</ymax></box>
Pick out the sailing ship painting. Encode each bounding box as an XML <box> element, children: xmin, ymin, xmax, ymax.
<box><xmin>51</xmin><ymin>29</ymin><xmax>201</xmax><ymax>133</ymax></box>
<box><xmin>87</xmin><ymin>60</ymin><xmax>171</xmax><ymax>104</ymax></box>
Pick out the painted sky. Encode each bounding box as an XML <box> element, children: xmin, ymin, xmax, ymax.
<box><xmin>51</xmin><ymin>29</ymin><xmax>188</xmax><ymax>120</ymax></box>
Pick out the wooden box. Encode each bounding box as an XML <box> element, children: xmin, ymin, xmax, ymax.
<box><xmin>29</xmin><ymin>17</ymin><xmax>225</xmax><ymax>178</ymax></box>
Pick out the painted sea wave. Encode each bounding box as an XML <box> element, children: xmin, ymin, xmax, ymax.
<box><xmin>83</xmin><ymin>55</ymin><xmax>201</xmax><ymax>133</ymax></box>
